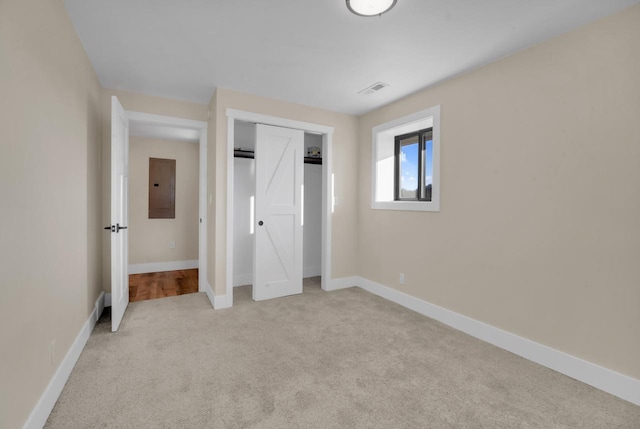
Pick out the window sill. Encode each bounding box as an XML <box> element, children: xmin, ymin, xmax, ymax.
<box><xmin>372</xmin><ymin>200</ymin><xmax>440</xmax><ymax>212</ymax></box>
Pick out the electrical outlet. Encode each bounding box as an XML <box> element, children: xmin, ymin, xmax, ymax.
<box><xmin>399</xmin><ymin>273</ymin><xmax>405</xmax><ymax>285</ymax></box>
<box><xmin>50</xmin><ymin>340</ymin><xmax>56</xmax><ymax>365</ymax></box>
<box><xmin>169</xmin><ymin>240</ymin><xmax>175</xmax><ymax>249</ymax></box>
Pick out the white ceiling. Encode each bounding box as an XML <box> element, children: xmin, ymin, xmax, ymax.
<box><xmin>64</xmin><ymin>0</ymin><xmax>638</xmax><ymax>115</ymax></box>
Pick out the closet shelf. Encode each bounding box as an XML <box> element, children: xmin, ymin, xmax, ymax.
<box><xmin>234</xmin><ymin>149</ymin><xmax>322</xmax><ymax>164</ymax></box>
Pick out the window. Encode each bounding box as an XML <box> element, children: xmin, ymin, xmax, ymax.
<box><xmin>395</xmin><ymin>128</ymin><xmax>433</xmax><ymax>201</ymax></box>
<box><xmin>372</xmin><ymin>106</ymin><xmax>440</xmax><ymax>211</ymax></box>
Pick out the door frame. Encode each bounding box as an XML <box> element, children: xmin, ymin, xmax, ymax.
<box><xmin>125</xmin><ymin>110</ymin><xmax>210</xmax><ymax>303</ymax></box>
<box><xmin>226</xmin><ymin>109</ymin><xmax>334</xmax><ymax>307</ymax></box>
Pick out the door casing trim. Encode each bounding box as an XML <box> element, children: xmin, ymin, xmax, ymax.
<box><xmin>226</xmin><ymin>108</ymin><xmax>334</xmax><ymax>307</ymax></box>
<box><xmin>124</xmin><ymin>110</ymin><xmax>209</xmax><ymax>304</ymax></box>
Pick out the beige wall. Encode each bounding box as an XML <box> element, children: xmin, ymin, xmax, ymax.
<box><xmin>101</xmin><ymin>90</ymin><xmax>208</xmax><ymax>291</ymax></box>
<box><xmin>129</xmin><ymin>137</ymin><xmax>199</xmax><ymax>265</ymax></box>
<box><xmin>2</xmin><ymin>3</ymin><xmax>637</xmax><ymax>427</ymax></box>
<box><xmin>208</xmin><ymin>89</ymin><xmax>359</xmax><ymax>295</ymax></box>
<box><xmin>0</xmin><ymin>1</ymin><xmax>103</xmax><ymax>427</ymax></box>
<box><xmin>358</xmin><ymin>5</ymin><xmax>640</xmax><ymax>379</ymax></box>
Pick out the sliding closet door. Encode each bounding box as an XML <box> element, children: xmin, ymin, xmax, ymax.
<box><xmin>253</xmin><ymin>124</ymin><xmax>304</xmax><ymax>301</ymax></box>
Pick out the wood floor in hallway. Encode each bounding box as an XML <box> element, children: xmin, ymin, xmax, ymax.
<box><xmin>129</xmin><ymin>269</ymin><xmax>198</xmax><ymax>302</ymax></box>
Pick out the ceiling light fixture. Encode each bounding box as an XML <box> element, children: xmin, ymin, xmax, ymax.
<box><xmin>346</xmin><ymin>0</ymin><xmax>397</xmax><ymax>17</ymax></box>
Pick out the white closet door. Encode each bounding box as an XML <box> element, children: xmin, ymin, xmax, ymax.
<box><xmin>253</xmin><ymin>124</ymin><xmax>304</xmax><ymax>301</ymax></box>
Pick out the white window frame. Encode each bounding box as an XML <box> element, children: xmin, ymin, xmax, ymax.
<box><xmin>371</xmin><ymin>105</ymin><xmax>441</xmax><ymax>211</ymax></box>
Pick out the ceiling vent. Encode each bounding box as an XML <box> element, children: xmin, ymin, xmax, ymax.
<box><xmin>358</xmin><ymin>81</ymin><xmax>389</xmax><ymax>95</ymax></box>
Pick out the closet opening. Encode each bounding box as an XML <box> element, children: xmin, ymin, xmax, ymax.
<box><xmin>232</xmin><ymin>121</ymin><xmax>324</xmax><ymax>303</ymax></box>
<box><xmin>225</xmin><ymin>109</ymin><xmax>334</xmax><ymax>308</ymax></box>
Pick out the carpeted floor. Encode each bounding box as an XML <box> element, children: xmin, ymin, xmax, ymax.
<box><xmin>45</xmin><ymin>281</ymin><xmax>640</xmax><ymax>428</ymax></box>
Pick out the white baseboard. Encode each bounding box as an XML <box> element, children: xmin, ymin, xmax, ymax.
<box><xmin>203</xmin><ymin>280</ymin><xmax>216</xmax><ymax>308</ymax></box>
<box><xmin>23</xmin><ymin>292</ymin><xmax>104</xmax><ymax>429</ymax></box>
<box><xmin>323</xmin><ymin>276</ymin><xmax>359</xmax><ymax>291</ymax></box>
<box><xmin>233</xmin><ymin>273</ymin><xmax>252</xmax><ymax>287</ymax></box>
<box><xmin>213</xmin><ymin>291</ymin><xmax>232</xmax><ymax>310</ymax></box>
<box><xmin>303</xmin><ymin>266</ymin><xmax>321</xmax><ymax>278</ymax></box>
<box><xmin>356</xmin><ymin>277</ymin><xmax>640</xmax><ymax>406</ymax></box>
<box><xmin>128</xmin><ymin>260</ymin><xmax>198</xmax><ymax>275</ymax></box>
<box><xmin>104</xmin><ymin>293</ymin><xmax>111</xmax><ymax>307</ymax></box>
<box><xmin>94</xmin><ymin>291</ymin><xmax>105</xmax><ymax>323</ymax></box>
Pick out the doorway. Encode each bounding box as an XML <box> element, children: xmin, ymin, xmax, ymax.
<box><xmin>111</xmin><ymin>103</ymin><xmax>213</xmax><ymax>331</ymax></box>
<box><xmin>226</xmin><ymin>109</ymin><xmax>334</xmax><ymax>307</ymax></box>
<box><xmin>127</xmin><ymin>130</ymin><xmax>200</xmax><ymax>302</ymax></box>
<box><xmin>126</xmin><ymin>111</ymin><xmax>208</xmax><ymax>297</ymax></box>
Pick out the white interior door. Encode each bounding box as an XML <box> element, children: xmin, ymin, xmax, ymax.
<box><xmin>253</xmin><ymin>124</ymin><xmax>304</xmax><ymax>301</ymax></box>
<box><xmin>110</xmin><ymin>96</ymin><xmax>130</xmax><ymax>331</ymax></box>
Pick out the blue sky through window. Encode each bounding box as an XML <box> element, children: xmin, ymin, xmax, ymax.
<box><xmin>424</xmin><ymin>139</ymin><xmax>433</xmax><ymax>185</ymax></box>
<box><xmin>400</xmin><ymin>143</ymin><xmax>418</xmax><ymax>192</ymax></box>
<box><xmin>400</xmin><ymin>139</ymin><xmax>433</xmax><ymax>192</ymax></box>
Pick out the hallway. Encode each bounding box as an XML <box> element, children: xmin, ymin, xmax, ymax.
<box><xmin>129</xmin><ymin>269</ymin><xmax>199</xmax><ymax>302</ymax></box>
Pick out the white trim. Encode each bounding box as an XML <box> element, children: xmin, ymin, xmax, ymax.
<box><xmin>371</xmin><ymin>200</ymin><xmax>440</xmax><ymax>212</ymax></box>
<box><xmin>233</xmin><ymin>273</ymin><xmax>253</xmax><ymax>287</ymax></box>
<box><xmin>213</xmin><ymin>295</ymin><xmax>232</xmax><ymax>309</ymax></box>
<box><xmin>126</xmin><ymin>111</ymin><xmax>207</xmax><ymax>131</ymax></box>
<box><xmin>323</xmin><ymin>276</ymin><xmax>359</xmax><ymax>291</ymax></box>
<box><xmin>104</xmin><ymin>293</ymin><xmax>112</xmax><ymax>308</ymax></box>
<box><xmin>94</xmin><ymin>291</ymin><xmax>105</xmax><ymax>322</ymax></box>
<box><xmin>128</xmin><ymin>260</ymin><xmax>198</xmax><ymax>275</ymax></box>
<box><xmin>320</xmin><ymin>132</ymin><xmax>333</xmax><ymax>292</ymax></box>
<box><xmin>123</xmin><ymin>110</ymin><xmax>209</xmax><ymax>301</ymax></box>
<box><xmin>371</xmin><ymin>106</ymin><xmax>441</xmax><ymax>212</ymax></box>
<box><xmin>356</xmin><ymin>276</ymin><xmax>640</xmax><ymax>406</ymax></box>
<box><xmin>209</xmin><ymin>281</ymin><xmax>232</xmax><ymax>309</ymax></box>
<box><xmin>226</xmin><ymin>109</ymin><xmax>334</xmax><ymax>304</ymax></box>
<box><xmin>202</xmin><ymin>281</ymin><xmax>217</xmax><ymax>309</ymax></box>
<box><xmin>226</xmin><ymin>109</ymin><xmax>333</xmax><ymax>135</ymax></box>
<box><xmin>198</xmin><ymin>125</ymin><xmax>208</xmax><ymax>295</ymax></box>
<box><xmin>226</xmin><ymin>115</ymin><xmax>235</xmax><ymax>307</ymax></box>
<box><xmin>22</xmin><ymin>293</ymin><xmax>104</xmax><ymax>429</ymax></box>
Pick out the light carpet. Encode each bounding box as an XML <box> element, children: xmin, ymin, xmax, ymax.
<box><xmin>45</xmin><ymin>281</ymin><xmax>640</xmax><ymax>428</ymax></box>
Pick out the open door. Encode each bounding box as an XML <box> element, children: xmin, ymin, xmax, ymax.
<box><xmin>253</xmin><ymin>124</ymin><xmax>304</xmax><ymax>301</ymax></box>
<box><xmin>110</xmin><ymin>96</ymin><xmax>130</xmax><ymax>331</ymax></box>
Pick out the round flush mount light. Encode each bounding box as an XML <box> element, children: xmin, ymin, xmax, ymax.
<box><xmin>346</xmin><ymin>0</ymin><xmax>397</xmax><ymax>17</ymax></box>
